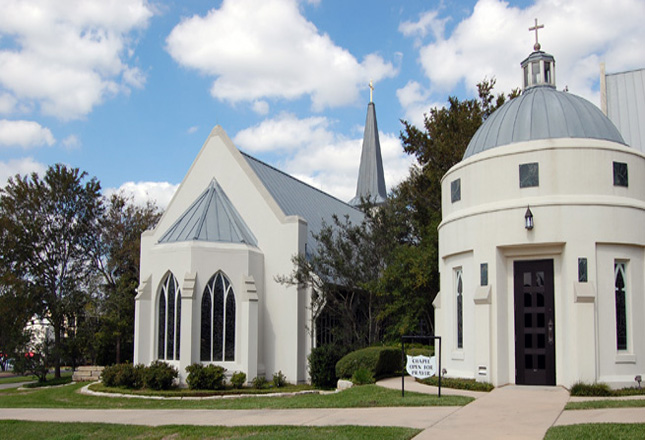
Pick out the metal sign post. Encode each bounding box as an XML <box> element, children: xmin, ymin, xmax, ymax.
<box><xmin>401</xmin><ymin>335</ymin><xmax>441</xmax><ymax>398</ymax></box>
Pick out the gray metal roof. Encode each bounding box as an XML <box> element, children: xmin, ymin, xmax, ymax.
<box><xmin>464</xmin><ymin>86</ymin><xmax>626</xmax><ymax>159</ymax></box>
<box><xmin>349</xmin><ymin>102</ymin><xmax>387</xmax><ymax>206</ymax></box>
<box><xmin>242</xmin><ymin>152</ymin><xmax>364</xmax><ymax>252</ymax></box>
<box><xmin>159</xmin><ymin>179</ymin><xmax>257</xmax><ymax>246</ymax></box>
<box><xmin>606</xmin><ymin>68</ymin><xmax>645</xmax><ymax>152</ymax></box>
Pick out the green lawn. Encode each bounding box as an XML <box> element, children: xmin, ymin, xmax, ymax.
<box><xmin>566</xmin><ymin>399</ymin><xmax>645</xmax><ymax>410</ymax></box>
<box><xmin>0</xmin><ymin>420</ymin><xmax>420</xmax><ymax>440</ymax></box>
<box><xmin>545</xmin><ymin>423</ymin><xmax>645</xmax><ymax>439</ymax></box>
<box><xmin>0</xmin><ymin>382</ymin><xmax>472</xmax><ymax>409</ymax></box>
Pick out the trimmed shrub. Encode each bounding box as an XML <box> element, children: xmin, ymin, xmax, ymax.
<box><xmin>308</xmin><ymin>344</ymin><xmax>348</xmax><ymax>389</ymax></box>
<box><xmin>252</xmin><ymin>375</ymin><xmax>268</xmax><ymax>389</ymax></box>
<box><xmin>101</xmin><ymin>363</ymin><xmax>144</xmax><ymax>389</ymax></box>
<box><xmin>142</xmin><ymin>360</ymin><xmax>178</xmax><ymax>390</ymax></box>
<box><xmin>570</xmin><ymin>381</ymin><xmax>612</xmax><ymax>397</ymax></box>
<box><xmin>406</xmin><ymin>346</ymin><xmax>434</xmax><ymax>357</ymax></box>
<box><xmin>336</xmin><ymin>346</ymin><xmax>401</xmax><ymax>379</ymax></box>
<box><xmin>230</xmin><ymin>371</ymin><xmax>247</xmax><ymax>389</ymax></box>
<box><xmin>185</xmin><ymin>364</ymin><xmax>227</xmax><ymax>390</ymax></box>
<box><xmin>273</xmin><ymin>370</ymin><xmax>287</xmax><ymax>388</ymax></box>
<box><xmin>351</xmin><ymin>367</ymin><xmax>375</xmax><ymax>385</ymax></box>
<box><xmin>422</xmin><ymin>376</ymin><xmax>494</xmax><ymax>392</ymax></box>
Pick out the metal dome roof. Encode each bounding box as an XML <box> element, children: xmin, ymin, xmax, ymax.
<box><xmin>463</xmin><ymin>86</ymin><xmax>626</xmax><ymax>159</ymax></box>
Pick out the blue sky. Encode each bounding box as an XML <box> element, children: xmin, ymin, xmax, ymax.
<box><xmin>0</xmin><ymin>0</ymin><xmax>643</xmax><ymax>207</ymax></box>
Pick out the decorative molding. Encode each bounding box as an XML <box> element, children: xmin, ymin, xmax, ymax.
<box><xmin>474</xmin><ymin>285</ymin><xmax>492</xmax><ymax>305</ymax></box>
<box><xmin>573</xmin><ymin>282</ymin><xmax>596</xmax><ymax>303</ymax></box>
<box><xmin>244</xmin><ymin>275</ymin><xmax>259</xmax><ymax>302</ymax></box>
<box><xmin>182</xmin><ymin>272</ymin><xmax>197</xmax><ymax>298</ymax></box>
<box><xmin>135</xmin><ymin>275</ymin><xmax>151</xmax><ymax>301</ymax></box>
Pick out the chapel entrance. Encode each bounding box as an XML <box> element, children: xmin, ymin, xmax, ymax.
<box><xmin>513</xmin><ymin>259</ymin><xmax>555</xmax><ymax>385</ymax></box>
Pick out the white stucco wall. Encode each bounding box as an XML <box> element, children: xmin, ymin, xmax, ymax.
<box><xmin>135</xmin><ymin>127</ymin><xmax>312</xmax><ymax>385</ymax></box>
<box><xmin>438</xmin><ymin>138</ymin><xmax>645</xmax><ymax>388</ymax></box>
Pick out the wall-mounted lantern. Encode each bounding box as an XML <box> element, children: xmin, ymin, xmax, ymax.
<box><xmin>525</xmin><ymin>206</ymin><xmax>534</xmax><ymax>230</ymax></box>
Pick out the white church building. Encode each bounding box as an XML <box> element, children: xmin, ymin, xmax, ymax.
<box><xmin>436</xmin><ymin>35</ymin><xmax>645</xmax><ymax>388</ymax></box>
<box><xmin>133</xmin><ymin>99</ymin><xmax>385</xmax><ymax>385</ymax></box>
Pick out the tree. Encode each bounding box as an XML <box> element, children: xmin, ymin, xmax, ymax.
<box><xmin>90</xmin><ymin>192</ymin><xmax>161</xmax><ymax>364</ymax></box>
<box><xmin>390</xmin><ymin>78</ymin><xmax>519</xmax><ymax>334</ymax></box>
<box><xmin>0</xmin><ymin>164</ymin><xmax>103</xmax><ymax>378</ymax></box>
<box><xmin>278</xmin><ymin>213</ymin><xmax>387</xmax><ymax>348</ymax></box>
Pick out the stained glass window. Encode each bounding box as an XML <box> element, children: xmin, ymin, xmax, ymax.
<box><xmin>158</xmin><ymin>273</ymin><xmax>180</xmax><ymax>360</ymax></box>
<box><xmin>201</xmin><ymin>272</ymin><xmax>236</xmax><ymax>362</ymax></box>
<box><xmin>456</xmin><ymin>268</ymin><xmax>463</xmax><ymax>349</ymax></box>
<box><xmin>615</xmin><ymin>262</ymin><xmax>627</xmax><ymax>351</ymax></box>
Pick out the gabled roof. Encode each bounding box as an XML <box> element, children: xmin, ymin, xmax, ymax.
<box><xmin>158</xmin><ymin>178</ymin><xmax>257</xmax><ymax>246</ymax></box>
<box><xmin>349</xmin><ymin>102</ymin><xmax>387</xmax><ymax>206</ymax></box>
<box><xmin>242</xmin><ymin>152</ymin><xmax>364</xmax><ymax>253</ymax></box>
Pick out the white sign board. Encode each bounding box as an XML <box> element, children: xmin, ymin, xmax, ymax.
<box><xmin>406</xmin><ymin>355</ymin><xmax>436</xmax><ymax>379</ymax></box>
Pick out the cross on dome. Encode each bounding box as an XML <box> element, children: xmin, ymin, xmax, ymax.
<box><xmin>529</xmin><ymin>18</ymin><xmax>544</xmax><ymax>51</ymax></box>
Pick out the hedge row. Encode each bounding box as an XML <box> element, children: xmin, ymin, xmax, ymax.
<box><xmin>335</xmin><ymin>346</ymin><xmax>401</xmax><ymax>379</ymax></box>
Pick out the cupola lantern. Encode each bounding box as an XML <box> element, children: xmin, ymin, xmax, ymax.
<box><xmin>521</xmin><ymin>19</ymin><xmax>556</xmax><ymax>90</ymax></box>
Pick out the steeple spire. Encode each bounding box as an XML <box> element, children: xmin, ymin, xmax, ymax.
<box><xmin>349</xmin><ymin>84</ymin><xmax>387</xmax><ymax>207</ymax></box>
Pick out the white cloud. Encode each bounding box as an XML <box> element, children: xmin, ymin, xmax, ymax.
<box><xmin>105</xmin><ymin>181</ymin><xmax>179</xmax><ymax>210</ymax></box>
<box><xmin>234</xmin><ymin>113</ymin><xmax>334</xmax><ymax>153</ymax></box>
<box><xmin>252</xmin><ymin>100</ymin><xmax>270</xmax><ymax>115</ymax></box>
<box><xmin>402</xmin><ymin>0</ymin><xmax>645</xmax><ymax>109</ymax></box>
<box><xmin>396</xmin><ymin>81</ymin><xmax>446</xmax><ymax>129</ymax></box>
<box><xmin>0</xmin><ymin>119</ymin><xmax>55</xmax><ymax>148</ymax></box>
<box><xmin>0</xmin><ymin>0</ymin><xmax>154</xmax><ymax>120</ymax></box>
<box><xmin>235</xmin><ymin>114</ymin><xmax>414</xmax><ymax>202</ymax></box>
<box><xmin>187</xmin><ymin>126</ymin><xmax>199</xmax><ymax>134</ymax></box>
<box><xmin>0</xmin><ymin>157</ymin><xmax>47</xmax><ymax>185</ymax></box>
<box><xmin>166</xmin><ymin>0</ymin><xmax>397</xmax><ymax>111</ymax></box>
<box><xmin>0</xmin><ymin>93</ymin><xmax>16</xmax><ymax>114</ymax></box>
<box><xmin>62</xmin><ymin>134</ymin><xmax>81</xmax><ymax>150</ymax></box>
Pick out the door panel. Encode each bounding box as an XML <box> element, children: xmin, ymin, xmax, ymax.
<box><xmin>514</xmin><ymin>260</ymin><xmax>555</xmax><ymax>385</ymax></box>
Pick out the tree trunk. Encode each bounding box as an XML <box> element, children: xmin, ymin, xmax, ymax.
<box><xmin>54</xmin><ymin>325</ymin><xmax>61</xmax><ymax>379</ymax></box>
<box><xmin>115</xmin><ymin>335</ymin><xmax>121</xmax><ymax>364</ymax></box>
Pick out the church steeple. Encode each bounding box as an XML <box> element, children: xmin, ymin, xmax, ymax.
<box><xmin>349</xmin><ymin>82</ymin><xmax>387</xmax><ymax>207</ymax></box>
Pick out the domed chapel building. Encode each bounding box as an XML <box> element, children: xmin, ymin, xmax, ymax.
<box><xmin>133</xmin><ymin>94</ymin><xmax>386</xmax><ymax>385</ymax></box>
<box><xmin>436</xmin><ymin>31</ymin><xmax>645</xmax><ymax>388</ymax></box>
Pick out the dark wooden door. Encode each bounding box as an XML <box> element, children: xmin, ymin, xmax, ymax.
<box><xmin>514</xmin><ymin>260</ymin><xmax>555</xmax><ymax>385</ymax></box>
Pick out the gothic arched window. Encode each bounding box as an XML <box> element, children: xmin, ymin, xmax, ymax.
<box><xmin>201</xmin><ymin>272</ymin><xmax>236</xmax><ymax>362</ymax></box>
<box><xmin>158</xmin><ymin>273</ymin><xmax>181</xmax><ymax>360</ymax></box>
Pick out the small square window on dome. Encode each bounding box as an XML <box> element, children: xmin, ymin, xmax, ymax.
<box><xmin>451</xmin><ymin>178</ymin><xmax>461</xmax><ymax>203</ymax></box>
<box><xmin>613</xmin><ymin>162</ymin><xmax>628</xmax><ymax>187</ymax></box>
<box><xmin>519</xmin><ymin>163</ymin><xmax>539</xmax><ymax>188</ymax></box>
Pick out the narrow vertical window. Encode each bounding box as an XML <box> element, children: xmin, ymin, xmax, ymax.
<box><xmin>615</xmin><ymin>262</ymin><xmax>627</xmax><ymax>351</ymax></box>
<box><xmin>480</xmin><ymin>263</ymin><xmax>488</xmax><ymax>286</ymax></box>
<box><xmin>225</xmin><ymin>292</ymin><xmax>236</xmax><ymax>361</ymax></box>
<box><xmin>456</xmin><ymin>268</ymin><xmax>463</xmax><ymax>349</ymax></box>
<box><xmin>167</xmin><ymin>280</ymin><xmax>175</xmax><ymax>360</ymax></box>
<box><xmin>158</xmin><ymin>273</ymin><xmax>180</xmax><ymax>360</ymax></box>
<box><xmin>451</xmin><ymin>179</ymin><xmax>461</xmax><ymax>203</ymax></box>
<box><xmin>578</xmin><ymin>258</ymin><xmax>588</xmax><ymax>282</ymax></box>
<box><xmin>200</xmin><ymin>287</ymin><xmax>212</xmax><ymax>361</ymax></box>
<box><xmin>212</xmin><ymin>275</ymin><xmax>224</xmax><ymax>361</ymax></box>
<box><xmin>158</xmin><ymin>292</ymin><xmax>166</xmax><ymax>359</ymax></box>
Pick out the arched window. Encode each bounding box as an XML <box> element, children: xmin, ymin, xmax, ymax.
<box><xmin>201</xmin><ymin>272</ymin><xmax>236</xmax><ymax>362</ymax></box>
<box><xmin>158</xmin><ymin>273</ymin><xmax>181</xmax><ymax>360</ymax></box>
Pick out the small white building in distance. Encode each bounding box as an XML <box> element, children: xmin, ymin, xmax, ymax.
<box><xmin>436</xmin><ymin>30</ymin><xmax>645</xmax><ymax>388</ymax></box>
<box><xmin>133</xmin><ymin>97</ymin><xmax>386</xmax><ymax>385</ymax></box>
